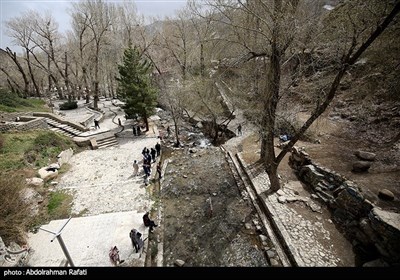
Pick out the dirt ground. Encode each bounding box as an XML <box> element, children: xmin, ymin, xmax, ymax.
<box><xmin>158</xmin><ymin>146</ymin><xmax>268</xmax><ymax>266</ymax></box>
<box><xmin>296</xmin><ymin>112</ymin><xmax>400</xmax><ymax>211</ymax></box>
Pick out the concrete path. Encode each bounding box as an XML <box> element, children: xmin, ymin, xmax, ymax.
<box><xmin>27</xmin><ymin>100</ymin><xmax>161</xmax><ymax>267</ymax></box>
<box><xmin>27</xmin><ymin>211</ymin><xmax>148</xmax><ymax>267</ymax></box>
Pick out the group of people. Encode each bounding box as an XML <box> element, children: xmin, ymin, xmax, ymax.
<box><xmin>109</xmin><ymin>211</ymin><xmax>158</xmax><ymax>265</ymax></box>
<box><xmin>132</xmin><ymin>125</ymin><xmax>142</xmax><ymax>136</ymax></box>
<box><xmin>134</xmin><ymin>142</ymin><xmax>162</xmax><ymax>184</ymax></box>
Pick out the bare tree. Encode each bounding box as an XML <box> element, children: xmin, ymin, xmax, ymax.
<box><xmin>161</xmin><ymin>11</ymin><xmax>193</xmax><ymax>80</ymax></box>
<box><xmin>29</xmin><ymin>11</ymin><xmax>69</xmax><ymax>99</ymax></box>
<box><xmin>70</xmin><ymin>0</ymin><xmax>114</xmax><ymax>109</ymax></box>
<box><xmin>1</xmin><ymin>48</ymin><xmax>30</xmax><ymax>97</ymax></box>
<box><xmin>206</xmin><ymin>0</ymin><xmax>400</xmax><ymax>191</ymax></box>
<box><xmin>6</xmin><ymin>11</ymin><xmax>42</xmax><ymax>97</ymax></box>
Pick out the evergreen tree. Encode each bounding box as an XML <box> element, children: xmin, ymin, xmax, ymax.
<box><xmin>116</xmin><ymin>46</ymin><xmax>157</xmax><ymax>131</ymax></box>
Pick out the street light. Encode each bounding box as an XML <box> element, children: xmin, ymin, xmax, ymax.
<box><xmin>39</xmin><ymin>217</ymin><xmax>75</xmax><ymax>267</ymax></box>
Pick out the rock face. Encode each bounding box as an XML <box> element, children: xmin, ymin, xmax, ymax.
<box><xmin>57</xmin><ymin>148</ymin><xmax>74</xmax><ymax>167</ymax></box>
<box><xmin>369</xmin><ymin>208</ymin><xmax>400</xmax><ymax>263</ymax></box>
<box><xmin>289</xmin><ymin>146</ymin><xmax>400</xmax><ymax>265</ymax></box>
<box><xmin>354</xmin><ymin>150</ymin><xmax>376</xmax><ymax>161</ymax></box>
<box><xmin>378</xmin><ymin>189</ymin><xmax>395</xmax><ymax>201</ymax></box>
<box><xmin>352</xmin><ymin>161</ymin><xmax>371</xmax><ymax>173</ymax></box>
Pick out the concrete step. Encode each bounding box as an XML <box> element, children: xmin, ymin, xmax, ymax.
<box><xmin>46</xmin><ymin>118</ymin><xmax>83</xmax><ymax>137</ymax></box>
<box><xmin>50</xmin><ymin>127</ymin><xmax>74</xmax><ymax>137</ymax></box>
<box><xmin>95</xmin><ymin>135</ymin><xmax>119</xmax><ymax>149</ymax></box>
<box><xmin>97</xmin><ymin>138</ymin><xmax>118</xmax><ymax>146</ymax></box>
<box><xmin>98</xmin><ymin>141</ymin><xmax>119</xmax><ymax>149</ymax></box>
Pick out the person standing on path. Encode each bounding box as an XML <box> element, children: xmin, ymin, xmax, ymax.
<box><xmin>129</xmin><ymin>229</ymin><xmax>143</xmax><ymax>253</ymax></box>
<box><xmin>237</xmin><ymin>123</ymin><xmax>242</xmax><ymax>136</ymax></box>
<box><xmin>167</xmin><ymin>126</ymin><xmax>171</xmax><ymax>137</ymax></box>
<box><xmin>156</xmin><ymin>162</ymin><xmax>162</xmax><ymax>179</ymax></box>
<box><xmin>118</xmin><ymin>118</ymin><xmax>122</xmax><ymax>126</ymax></box>
<box><xmin>132</xmin><ymin>160</ymin><xmax>139</xmax><ymax>176</ymax></box>
<box><xmin>155</xmin><ymin>142</ymin><xmax>161</xmax><ymax>157</ymax></box>
<box><xmin>150</xmin><ymin>148</ymin><xmax>156</xmax><ymax>163</ymax></box>
<box><xmin>94</xmin><ymin>119</ymin><xmax>100</xmax><ymax>129</ymax></box>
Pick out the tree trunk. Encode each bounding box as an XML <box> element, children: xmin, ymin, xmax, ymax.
<box><xmin>261</xmin><ymin>0</ymin><xmax>282</xmax><ymax>191</ymax></box>
<box><xmin>172</xmin><ymin>112</ymin><xmax>180</xmax><ymax>146</ymax></box>
<box><xmin>143</xmin><ymin>110</ymin><xmax>149</xmax><ymax>132</ymax></box>
<box><xmin>200</xmin><ymin>43</ymin><xmax>205</xmax><ymax>77</ymax></box>
<box><xmin>174</xmin><ymin>121</ymin><xmax>180</xmax><ymax>147</ymax></box>
<box><xmin>47</xmin><ymin>53</ymin><xmax>52</xmax><ymax>94</ymax></box>
<box><xmin>94</xmin><ymin>81</ymin><xmax>99</xmax><ymax>108</ymax></box>
<box><xmin>93</xmin><ymin>45</ymin><xmax>100</xmax><ymax>109</ymax></box>
<box><xmin>266</xmin><ymin>161</ymin><xmax>280</xmax><ymax>192</ymax></box>
<box><xmin>24</xmin><ymin>48</ymin><xmax>40</xmax><ymax>97</ymax></box>
<box><xmin>1</xmin><ymin>68</ymin><xmax>22</xmax><ymax>94</ymax></box>
<box><xmin>5</xmin><ymin>48</ymin><xmax>30</xmax><ymax>97</ymax></box>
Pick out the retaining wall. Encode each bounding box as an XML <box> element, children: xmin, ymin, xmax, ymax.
<box><xmin>289</xmin><ymin>147</ymin><xmax>400</xmax><ymax>265</ymax></box>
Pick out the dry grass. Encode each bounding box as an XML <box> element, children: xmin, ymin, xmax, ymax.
<box><xmin>0</xmin><ymin>174</ymin><xmax>30</xmax><ymax>244</ymax></box>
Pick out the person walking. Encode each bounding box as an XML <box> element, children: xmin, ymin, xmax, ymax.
<box><xmin>156</xmin><ymin>162</ymin><xmax>162</xmax><ymax>179</ymax></box>
<box><xmin>237</xmin><ymin>123</ymin><xmax>242</xmax><ymax>136</ymax></box>
<box><xmin>155</xmin><ymin>142</ymin><xmax>161</xmax><ymax>157</ymax></box>
<box><xmin>132</xmin><ymin>160</ymin><xmax>139</xmax><ymax>176</ymax></box>
<box><xmin>150</xmin><ymin>148</ymin><xmax>156</xmax><ymax>163</ymax></box>
<box><xmin>133</xmin><ymin>124</ymin><xmax>137</xmax><ymax>136</ymax></box>
<box><xmin>166</xmin><ymin>126</ymin><xmax>171</xmax><ymax>137</ymax></box>
<box><xmin>129</xmin><ymin>229</ymin><xmax>143</xmax><ymax>253</ymax></box>
<box><xmin>94</xmin><ymin>119</ymin><xmax>100</xmax><ymax>129</ymax></box>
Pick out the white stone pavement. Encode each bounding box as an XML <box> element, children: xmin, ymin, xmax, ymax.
<box><xmin>252</xmin><ymin>172</ymin><xmax>345</xmax><ymax>267</ymax></box>
<box><xmin>27</xmin><ymin>101</ymin><xmax>161</xmax><ymax>267</ymax></box>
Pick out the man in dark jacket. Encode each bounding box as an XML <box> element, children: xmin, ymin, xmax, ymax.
<box><xmin>129</xmin><ymin>229</ymin><xmax>143</xmax><ymax>253</ymax></box>
<box><xmin>143</xmin><ymin>212</ymin><xmax>158</xmax><ymax>232</ymax></box>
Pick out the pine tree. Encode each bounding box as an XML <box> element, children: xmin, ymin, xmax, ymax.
<box><xmin>116</xmin><ymin>46</ymin><xmax>157</xmax><ymax>131</ymax></box>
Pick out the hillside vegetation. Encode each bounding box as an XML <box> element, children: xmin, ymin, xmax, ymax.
<box><xmin>0</xmin><ymin>86</ymin><xmax>76</xmax><ymax>243</ymax></box>
<box><xmin>0</xmin><ymin>89</ymin><xmax>50</xmax><ymax>113</ymax></box>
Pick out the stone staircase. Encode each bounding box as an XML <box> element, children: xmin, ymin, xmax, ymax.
<box><xmin>46</xmin><ymin>118</ymin><xmax>84</xmax><ymax>137</ymax></box>
<box><xmin>93</xmin><ymin>132</ymin><xmax>119</xmax><ymax>149</ymax></box>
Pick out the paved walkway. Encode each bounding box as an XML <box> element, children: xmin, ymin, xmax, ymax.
<box><xmin>27</xmin><ymin>100</ymin><xmax>161</xmax><ymax>267</ymax></box>
<box><xmin>230</xmin><ymin>152</ymin><xmax>355</xmax><ymax>267</ymax></box>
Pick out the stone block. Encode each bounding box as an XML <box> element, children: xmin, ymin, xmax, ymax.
<box><xmin>378</xmin><ymin>189</ymin><xmax>395</xmax><ymax>201</ymax></box>
<box><xmin>38</xmin><ymin>167</ymin><xmax>58</xmax><ymax>182</ymax></box>
<box><xmin>352</xmin><ymin>161</ymin><xmax>371</xmax><ymax>173</ymax></box>
<box><xmin>354</xmin><ymin>150</ymin><xmax>376</xmax><ymax>161</ymax></box>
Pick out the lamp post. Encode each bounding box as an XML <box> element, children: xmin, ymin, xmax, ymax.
<box><xmin>39</xmin><ymin>216</ymin><xmax>75</xmax><ymax>267</ymax></box>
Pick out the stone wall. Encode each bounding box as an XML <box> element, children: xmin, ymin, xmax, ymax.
<box><xmin>33</xmin><ymin>112</ymin><xmax>89</xmax><ymax>132</ymax></box>
<box><xmin>289</xmin><ymin>146</ymin><xmax>400</xmax><ymax>266</ymax></box>
<box><xmin>0</xmin><ymin>115</ymin><xmax>48</xmax><ymax>133</ymax></box>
